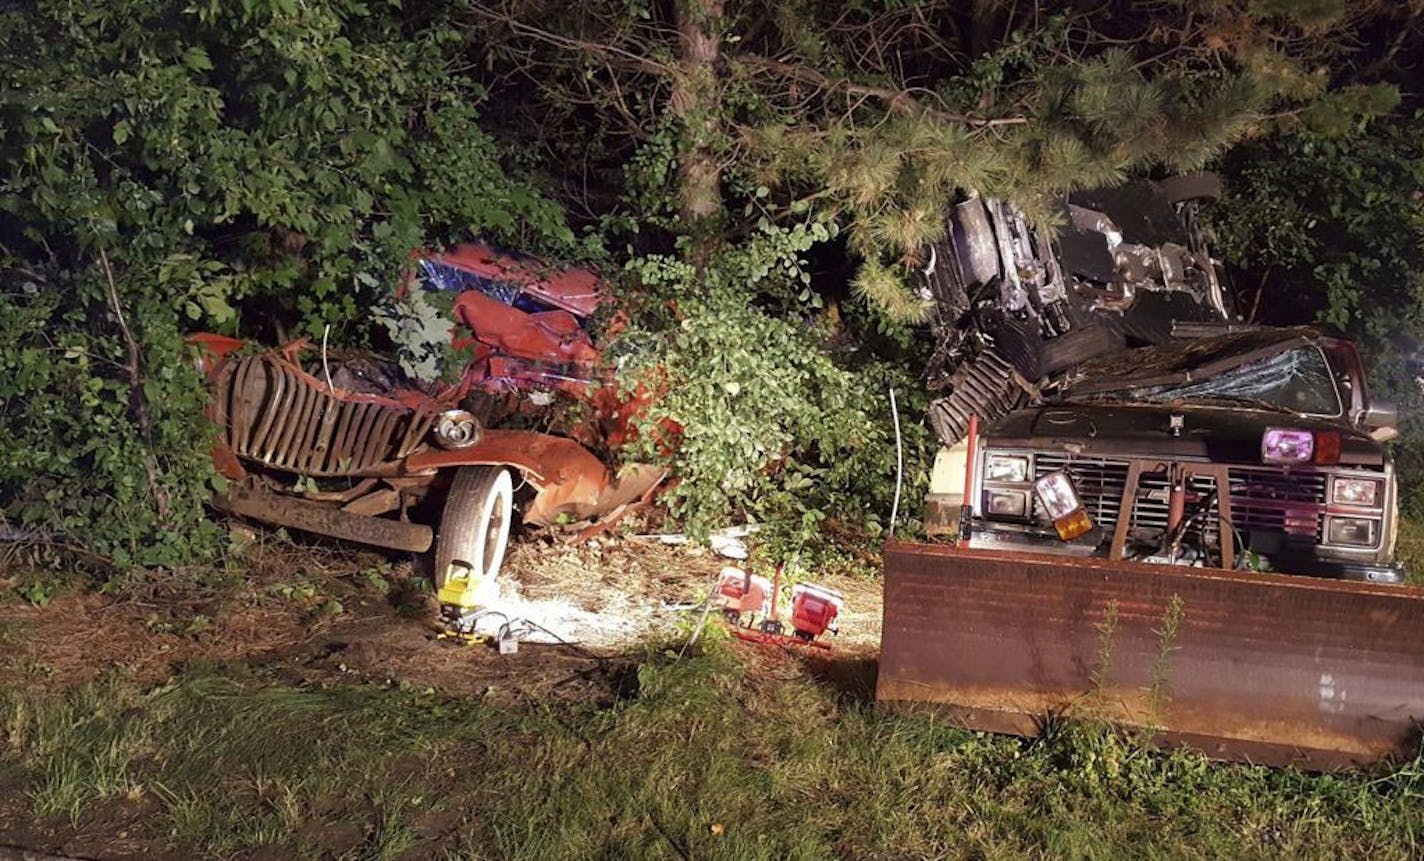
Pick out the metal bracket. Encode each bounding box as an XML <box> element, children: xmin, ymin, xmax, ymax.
<box><xmin>1107</xmin><ymin>460</ymin><xmax>1235</xmax><ymax>570</ymax></box>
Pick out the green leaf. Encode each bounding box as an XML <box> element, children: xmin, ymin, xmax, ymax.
<box><xmin>182</xmin><ymin>47</ymin><xmax>214</xmax><ymax>71</ymax></box>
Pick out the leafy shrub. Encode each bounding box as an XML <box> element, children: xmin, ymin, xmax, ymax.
<box><xmin>1215</xmin><ymin>114</ymin><xmax>1424</xmax><ymax>512</ymax></box>
<box><xmin>613</xmin><ymin>221</ymin><xmax>934</xmax><ymax>545</ymax></box>
<box><xmin>0</xmin><ymin>0</ymin><xmax>574</xmax><ymax>565</ymax></box>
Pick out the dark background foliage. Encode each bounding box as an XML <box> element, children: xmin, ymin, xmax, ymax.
<box><xmin>0</xmin><ymin>0</ymin><xmax>576</xmax><ymax>564</ymax></box>
<box><xmin>1215</xmin><ymin>113</ymin><xmax>1424</xmax><ymax>510</ymax></box>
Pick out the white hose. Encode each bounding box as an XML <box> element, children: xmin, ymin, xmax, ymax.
<box><xmin>889</xmin><ymin>385</ymin><xmax>904</xmax><ymax>537</ymax></box>
<box><xmin>321</xmin><ymin>323</ymin><xmax>334</xmax><ymax>393</ymax></box>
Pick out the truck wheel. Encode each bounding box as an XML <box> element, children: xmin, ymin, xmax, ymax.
<box><xmin>1159</xmin><ymin>173</ymin><xmax>1221</xmax><ymax>256</ymax></box>
<box><xmin>435</xmin><ymin>466</ymin><xmax>514</xmax><ymax>589</ymax></box>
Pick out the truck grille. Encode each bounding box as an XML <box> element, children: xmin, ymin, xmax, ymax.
<box><xmin>215</xmin><ymin>355</ymin><xmax>436</xmax><ymax>477</ymax></box>
<box><xmin>1034</xmin><ymin>454</ymin><xmax>1334</xmax><ymax>543</ymax></box>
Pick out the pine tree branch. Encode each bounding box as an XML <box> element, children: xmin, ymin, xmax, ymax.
<box><xmin>735</xmin><ymin>55</ymin><xmax>1029</xmax><ymax>128</ymax></box>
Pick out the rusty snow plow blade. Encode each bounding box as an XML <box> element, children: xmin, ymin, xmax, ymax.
<box><xmin>876</xmin><ymin>542</ymin><xmax>1424</xmax><ymax>769</ymax></box>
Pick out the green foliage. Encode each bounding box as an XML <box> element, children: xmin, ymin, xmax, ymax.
<box><xmin>0</xmin><ymin>0</ymin><xmax>574</xmax><ymax>564</ymax></box>
<box><xmin>1214</xmin><ymin>113</ymin><xmax>1424</xmax><ymax>511</ymax></box>
<box><xmin>465</xmin><ymin>0</ymin><xmax>1413</xmax><ymax>342</ymax></box>
<box><xmin>723</xmin><ymin>3</ymin><xmax>1397</xmax><ymax>319</ymax></box>
<box><xmin>612</xmin><ymin>216</ymin><xmax>934</xmax><ymax>544</ymax></box>
<box><xmin>16</xmin><ymin>577</ymin><xmax>62</xmax><ymax>609</ymax></box>
<box><xmin>850</xmin><ymin>255</ymin><xmax>932</xmax><ymax>325</ymax></box>
<box><xmin>1393</xmin><ymin>517</ymin><xmax>1424</xmax><ymax>586</ymax></box>
<box><xmin>0</xmin><ymin>269</ymin><xmax>223</xmax><ymax>567</ymax></box>
<box><xmin>1215</xmin><ymin>115</ymin><xmax>1424</xmax><ymax>344</ymax></box>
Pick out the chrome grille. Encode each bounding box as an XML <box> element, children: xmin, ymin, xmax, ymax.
<box><xmin>1031</xmin><ymin>454</ymin><xmax>1336</xmax><ymax>544</ymax></box>
<box><xmin>1227</xmin><ymin>468</ymin><xmax>1329</xmax><ymax>540</ymax></box>
<box><xmin>216</xmin><ymin>355</ymin><xmax>436</xmax><ymax>477</ymax></box>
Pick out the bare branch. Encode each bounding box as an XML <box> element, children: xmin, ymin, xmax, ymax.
<box><xmin>463</xmin><ymin>2</ymin><xmax>675</xmax><ymax>77</ymax></box>
<box><xmin>98</xmin><ymin>248</ymin><xmax>170</xmax><ymax>523</ymax></box>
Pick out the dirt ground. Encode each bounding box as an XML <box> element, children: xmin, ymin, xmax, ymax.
<box><xmin>0</xmin><ymin>533</ymin><xmax>884</xmax><ymax>708</ymax></box>
<box><xmin>0</xmin><ymin>533</ymin><xmax>885</xmax><ymax>860</ymax></box>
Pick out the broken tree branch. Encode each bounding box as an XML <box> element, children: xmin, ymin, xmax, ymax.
<box><xmin>99</xmin><ymin>248</ymin><xmax>170</xmax><ymax>523</ymax></box>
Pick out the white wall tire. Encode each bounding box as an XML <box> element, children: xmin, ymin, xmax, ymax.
<box><xmin>435</xmin><ymin>466</ymin><xmax>514</xmax><ymax>589</ymax></box>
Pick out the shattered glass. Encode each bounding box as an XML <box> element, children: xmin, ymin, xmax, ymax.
<box><xmin>1111</xmin><ymin>347</ymin><xmax>1342</xmax><ymax>416</ymax></box>
<box><xmin>419</xmin><ymin>258</ymin><xmax>576</xmax><ymax>318</ymax></box>
<box><xmin>420</xmin><ymin>259</ymin><xmax>522</xmax><ymax>304</ymax></box>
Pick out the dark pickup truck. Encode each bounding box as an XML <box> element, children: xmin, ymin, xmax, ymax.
<box><xmin>950</xmin><ymin>326</ymin><xmax>1403</xmax><ymax>583</ymax></box>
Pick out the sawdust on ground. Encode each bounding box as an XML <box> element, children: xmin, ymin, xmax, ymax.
<box><xmin>0</xmin><ymin>534</ymin><xmax>885</xmax><ymax>702</ymax></box>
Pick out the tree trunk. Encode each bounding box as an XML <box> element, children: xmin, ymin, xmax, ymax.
<box><xmin>670</xmin><ymin>0</ymin><xmax>724</xmax><ymax>265</ymax></box>
<box><xmin>969</xmin><ymin>0</ymin><xmax>1003</xmax><ymax>110</ymax></box>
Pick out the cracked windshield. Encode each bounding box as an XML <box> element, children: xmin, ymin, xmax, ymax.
<box><xmin>1101</xmin><ymin>347</ymin><xmax>1341</xmax><ymax>415</ymax></box>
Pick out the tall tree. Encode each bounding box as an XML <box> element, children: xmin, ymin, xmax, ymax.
<box><xmin>671</xmin><ymin>0</ymin><xmax>726</xmax><ymax>259</ymax></box>
<box><xmin>463</xmin><ymin>0</ymin><xmax>1409</xmax><ymax>321</ymax></box>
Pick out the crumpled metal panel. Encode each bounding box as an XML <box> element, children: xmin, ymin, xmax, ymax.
<box><xmin>406</xmin><ymin>430</ymin><xmax>666</xmax><ymax>526</ymax></box>
<box><xmin>453</xmin><ymin>290</ymin><xmax>600</xmax><ymax>367</ymax></box>
<box><xmin>877</xmin><ymin>541</ymin><xmax>1424</xmax><ymax>769</ymax></box>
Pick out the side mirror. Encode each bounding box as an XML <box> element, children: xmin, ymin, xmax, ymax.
<box><xmin>1363</xmin><ymin>399</ymin><xmax>1398</xmax><ymax>431</ymax></box>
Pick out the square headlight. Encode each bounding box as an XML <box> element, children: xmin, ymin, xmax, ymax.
<box><xmin>1034</xmin><ymin>470</ymin><xmax>1082</xmax><ymax>521</ymax></box>
<box><xmin>1326</xmin><ymin>516</ymin><xmax>1379</xmax><ymax>547</ymax></box>
<box><xmin>1330</xmin><ymin>476</ymin><xmax>1380</xmax><ymax>507</ymax></box>
<box><xmin>1262</xmin><ymin>428</ymin><xmax>1314</xmax><ymax>464</ymax></box>
<box><xmin>1033</xmin><ymin>470</ymin><xmax>1093</xmax><ymax>540</ymax></box>
<box><xmin>984</xmin><ymin>489</ymin><xmax>1029</xmax><ymax>518</ymax></box>
<box><xmin>985</xmin><ymin>454</ymin><xmax>1030</xmax><ymax>483</ymax></box>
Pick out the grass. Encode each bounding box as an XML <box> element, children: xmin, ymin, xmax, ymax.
<box><xmin>1395</xmin><ymin>516</ymin><xmax>1424</xmax><ymax>586</ymax></box>
<box><xmin>1</xmin><ymin>646</ymin><xmax>1421</xmax><ymax>860</ymax></box>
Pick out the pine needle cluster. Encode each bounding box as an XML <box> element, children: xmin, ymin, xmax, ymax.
<box><xmin>851</xmin><ymin>256</ymin><xmax>933</xmax><ymax>324</ymax></box>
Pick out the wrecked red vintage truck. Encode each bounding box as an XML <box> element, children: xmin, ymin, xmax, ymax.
<box><xmin>193</xmin><ymin>244</ymin><xmax>665</xmax><ymax>587</ymax></box>
<box><xmin>880</xmin><ymin>182</ymin><xmax>1424</xmax><ymax>769</ymax></box>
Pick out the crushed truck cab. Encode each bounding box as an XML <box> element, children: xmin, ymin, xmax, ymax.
<box><xmin>887</xmin><ymin>327</ymin><xmax>1423</xmax><ymax>769</ymax></box>
<box><xmin>941</xmin><ymin>326</ymin><xmax>1403</xmax><ymax>584</ymax></box>
<box><xmin>194</xmin><ymin>244</ymin><xmax>666</xmax><ymax>589</ymax></box>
